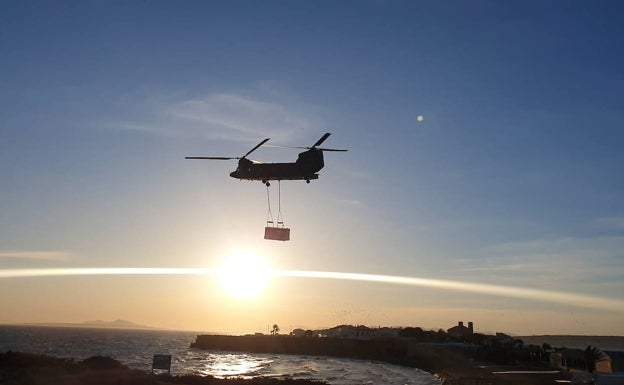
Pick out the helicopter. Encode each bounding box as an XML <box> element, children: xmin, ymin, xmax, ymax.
<box><xmin>185</xmin><ymin>133</ymin><xmax>346</xmax><ymax>186</ymax></box>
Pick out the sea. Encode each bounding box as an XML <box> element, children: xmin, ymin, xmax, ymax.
<box><xmin>518</xmin><ymin>335</ymin><xmax>624</xmax><ymax>351</ymax></box>
<box><xmin>0</xmin><ymin>325</ymin><xmax>439</xmax><ymax>385</ymax></box>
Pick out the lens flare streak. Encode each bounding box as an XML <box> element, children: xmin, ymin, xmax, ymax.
<box><xmin>1</xmin><ymin>267</ymin><xmax>623</xmax><ymax>313</ymax></box>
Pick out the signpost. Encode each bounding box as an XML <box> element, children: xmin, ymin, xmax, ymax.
<box><xmin>152</xmin><ymin>354</ymin><xmax>172</xmax><ymax>374</ymax></box>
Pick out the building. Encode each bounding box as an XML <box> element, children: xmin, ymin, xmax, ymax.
<box><xmin>324</xmin><ymin>325</ymin><xmax>375</xmax><ymax>340</ymax></box>
<box><xmin>321</xmin><ymin>325</ymin><xmax>400</xmax><ymax>340</ymax></box>
<box><xmin>447</xmin><ymin>321</ymin><xmax>474</xmax><ymax>339</ymax></box>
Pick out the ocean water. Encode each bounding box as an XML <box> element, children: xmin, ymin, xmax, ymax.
<box><xmin>0</xmin><ymin>325</ymin><xmax>439</xmax><ymax>385</ymax></box>
<box><xmin>518</xmin><ymin>335</ymin><xmax>624</xmax><ymax>351</ymax></box>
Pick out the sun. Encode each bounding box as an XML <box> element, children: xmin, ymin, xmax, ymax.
<box><xmin>217</xmin><ymin>252</ymin><xmax>271</xmax><ymax>301</ymax></box>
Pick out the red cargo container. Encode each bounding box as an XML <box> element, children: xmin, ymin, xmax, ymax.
<box><xmin>264</xmin><ymin>226</ymin><xmax>290</xmax><ymax>241</ymax></box>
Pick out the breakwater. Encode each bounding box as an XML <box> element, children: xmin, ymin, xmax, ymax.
<box><xmin>190</xmin><ymin>335</ymin><xmax>468</xmax><ymax>373</ymax></box>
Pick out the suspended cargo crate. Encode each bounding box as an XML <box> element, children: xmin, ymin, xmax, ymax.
<box><xmin>264</xmin><ymin>181</ymin><xmax>290</xmax><ymax>241</ymax></box>
<box><xmin>264</xmin><ymin>224</ymin><xmax>290</xmax><ymax>241</ymax></box>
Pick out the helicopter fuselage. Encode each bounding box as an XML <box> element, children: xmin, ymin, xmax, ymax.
<box><xmin>230</xmin><ymin>148</ymin><xmax>324</xmax><ymax>182</ymax></box>
<box><xmin>185</xmin><ymin>132</ymin><xmax>345</xmax><ymax>184</ymax></box>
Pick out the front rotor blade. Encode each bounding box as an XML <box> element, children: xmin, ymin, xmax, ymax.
<box><xmin>243</xmin><ymin>138</ymin><xmax>270</xmax><ymax>158</ymax></box>
<box><xmin>312</xmin><ymin>132</ymin><xmax>331</xmax><ymax>148</ymax></box>
<box><xmin>185</xmin><ymin>157</ymin><xmax>238</xmax><ymax>160</ymax></box>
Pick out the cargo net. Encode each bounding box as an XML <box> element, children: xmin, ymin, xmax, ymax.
<box><xmin>265</xmin><ymin>181</ymin><xmax>290</xmax><ymax>241</ymax></box>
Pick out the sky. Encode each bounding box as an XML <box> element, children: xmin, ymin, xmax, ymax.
<box><xmin>1</xmin><ymin>0</ymin><xmax>624</xmax><ymax>336</ymax></box>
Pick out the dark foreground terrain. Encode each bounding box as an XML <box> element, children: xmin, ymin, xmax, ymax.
<box><xmin>1</xmin><ymin>347</ymin><xmax>575</xmax><ymax>385</ymax></box>
<box><xmin>0</xmin><ymin>349</ymin><xmax>574</xmax><ymax>385</ymax></box>
<box><xmin>0</xmin><ymin>351</ymin><xmax>325</xmax><ymax>385</ymax></box>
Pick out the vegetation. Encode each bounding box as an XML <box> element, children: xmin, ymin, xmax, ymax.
<box><xmin>398</xmin><ymin>327</ymin><xmax>448</xmax><ymax>342</ymax></box>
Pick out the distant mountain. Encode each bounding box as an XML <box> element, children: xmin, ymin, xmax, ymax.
<box><xmin>23</xmin><ymin>319</ymin><xmax>155</xmax><ymax>330</ymax></box>
<box><xmin>81</xmin><ymin>319</ymin><xmax>153</xmax><ymax>329</ymax></box>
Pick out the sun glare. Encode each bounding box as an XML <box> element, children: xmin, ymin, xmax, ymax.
<box><xmin>217</xmin><ymin>252</ymin><xmax>271</xmax><ymax>301</ymax></box>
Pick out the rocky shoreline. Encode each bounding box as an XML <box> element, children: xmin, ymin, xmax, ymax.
<box><xmin>0</xmin><ymin>351</ymin><xmax>326</xmax><ymax>385</ymax></box>
<box><xmin>0</xmin><ymin>347</ymin><xmax>573</xmax><ymax>385</ymax></box>
<box><xmin>191</xmin><ymin>334</ymin><xmax>573</xmax><ymax>385</ymax></box>
<box><xmin>0</xmin><ymin>334</ymin><xmax>576</xmax><ymax>385</ymax></box>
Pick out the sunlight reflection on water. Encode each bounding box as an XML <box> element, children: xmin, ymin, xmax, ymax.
<box><xmin>188</xmin><ymin>351</ymin><xmax>439</xmax><ymax>385</ymax></box>
<box><xmin>198</xmin><ymin>353</ymin><xmax>269</xmax><ymax>378</ymax></box>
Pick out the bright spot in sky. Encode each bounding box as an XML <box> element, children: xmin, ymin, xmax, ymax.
<box><xmin>417</xmin><ymin>115</ymin><xmax>424</xmax><ymax>122</ymax></box>
<box><xmin>217</xmin><ymin>252</ymin><xmax>271</xmax><ymax>301</ymax></box>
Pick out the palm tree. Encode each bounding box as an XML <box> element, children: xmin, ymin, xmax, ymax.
<box><xmin>271</xmin><ymin>324</ymin><xmax>280</xmax><ymax>335</ymax></box>
<box><xmin>585</xmin><ymin>346</ymin><xmax>608</xmax><ymax>373</ymax></box>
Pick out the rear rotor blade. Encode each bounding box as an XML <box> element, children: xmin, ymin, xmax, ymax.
<box><xmin>264</xmin><ymin>144</ymin><xmax>347</xmax><ymax>152</ymax></box>
<box><xmin>185</xmin><ymin>156</ymin><xmax>239</xmax><ymax>160</ymax></box>
<box><xmin>263</xmin><ymin>145</ymin><xmax>308</xmax><ymax>150</ymax></box>
<box><xmin>312</xmin><ymin>132</ymin><xmax>331</xmax><ymax>148</ymax></box>
<box><xmin>243</xmin><ymin>138</ymin><xmax>270</xmax><ymax>158</ymax></box>
<box><xmin>316</xmin><ymin>147</ymin><xmax>347</xmax><ymax>152</ymax></box>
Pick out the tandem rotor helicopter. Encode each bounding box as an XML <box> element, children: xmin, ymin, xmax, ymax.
<box><xmin>185</xmin><ymin>132</ymin><xmax>346</xmax><ymax>186</ymax></box>
<box><xmin>185</xmin><ymin>133</ymin><xmax>347</xmax><ymax>241</ymax></box>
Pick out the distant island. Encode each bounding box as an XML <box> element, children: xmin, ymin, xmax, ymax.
<box><xmin>81</xmin><ymin>319</ymin><xmax>153</xmax><ymax>329</ymax></box>
<box><xmin>24</xmin><ymin>319</ymin><xmax>156</xmax><ymax>330</ymax></box>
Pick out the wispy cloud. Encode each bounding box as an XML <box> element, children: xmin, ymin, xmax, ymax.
<box><xmin>0</xmin><ymin>250</ymin><xmax>70</xmax><ymax>261</ymax></box>
<box><xmin>457</xmin><ymin>236</ymin><xmax>624</xmax><ymax>287</ymax></box>
<box><xmin>115</xmin><ymin>91</ymin><xmax>321</xmax><ymax>143</ymax></box>
<box><xmin>480</xmin><ymin>236</ymin><xmax>624</xmax><ymax>260</ymax></box>
<box><xmin>593</xmin><ymin>217</ymin><xmax>624</xmax><ymax>230</ymax></box>
<box><xmin>336</xmin><ymin>199</ymin><xmax>363</xmax><ymax>206</ymax></box>
<box><xmin>117</xmin><ymin>122</ymin><xmax>177</xmax><ymax>136</ymax></box>
<box><xmin>167</xmin><ymin>93</ymin><xmax>316</xmax><ymax>142</ymax></box>
<box><xmin>333</xmin><ymin>162</ymin><xmax>374</xmax><ymax>181</ymax></box>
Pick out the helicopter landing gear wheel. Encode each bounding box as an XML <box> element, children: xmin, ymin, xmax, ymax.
<box><xmin>306</xmin><ymin>180</ymin><xmax>310</xmax><ymax>184</ymax></box>
<box><xmin>263</xmin><ymin>181</ymin><xmax>270</xmax><ymax>186</ymax></box>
